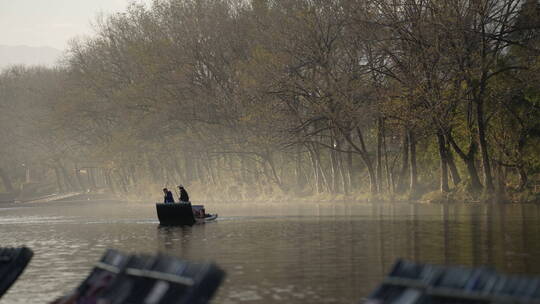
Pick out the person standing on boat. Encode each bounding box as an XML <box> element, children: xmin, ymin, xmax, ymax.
<box><xmin>178</xmin><ymin>185</ymin><xmax>190</xmax><ymax>202</ymax></box>
<box><xmin>163</xmin><ymin>188</ymin><xmax>175</xmax><ymax>203</ymax></box>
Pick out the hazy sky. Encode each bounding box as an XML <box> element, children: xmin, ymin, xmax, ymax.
<box><xmin>0</xmin><ymin>0</ymin><xmax>152</xmax><ymax>50</ymax></box>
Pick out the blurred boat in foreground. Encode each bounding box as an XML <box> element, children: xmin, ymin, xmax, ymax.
<box><xmin>52</xmin><ymin>249</ymin><xmax>225</xmax><ymax>304</ymax></box>
<box><xmin>366</xmin><ymin>259</ymin><xmax>540</xmax><ymax>304</ymax></box>
<box><xmin>0</xmin><ymin>247</ymin><xmax>33</xmax><ymax>299</ymax></box>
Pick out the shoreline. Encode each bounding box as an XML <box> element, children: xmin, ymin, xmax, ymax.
<box><xmin>2</xmin><ymin>189</ymin><xmax>538</xmax><ymax>206</ymax></box>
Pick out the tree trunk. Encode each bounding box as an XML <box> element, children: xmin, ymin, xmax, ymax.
<box><xmin>206</xmin><ymin>154</ymin><xmax>217</xmax><ymax>186</ymax></box>
<box><xmin>476</xmin><ymin>98</ymin><xmax>495</xmax><ymax>191</ymax></box>
<box><xmin>346</xmin><ymin>145</ymin><xmax>355</xmax><ymax>189</ymax></box>
<box><xmin>195</xmin><ymin>157</ymin><xmax>204</xmax><ymax>183</ymax></box>
<box><xmin>215</xmin><ymin>155</ymin><xmax>224</xmax><ymax>186</ymax></box>
<box><xmin>495</xmin><ymin>160</ymin><xmax>506</xmax><ymax>200</ymax></box>
<box><xmin>376</xmin><ymin>118</ymin><xmax>384</xmax><ymax>193</ymax></box>
<box><xmin>408</xmin><ymin>130</ymin><xmax>418</xmax><ymax>196</ymax></box>
<box><xmin>0</xmin><ymin>167</ymin><xmax>14</xmax><ymax>193</ymax></box>
<box><xmin>54</xmin><ymin>167</ymin><xmax>64</xmax><ymax>192</ymax></box>
<box><xmin>104</xmin><ymin>169</ymin><xmax>116</xmax><ymax>193</ymax></box>
<box><xmin>117</xmin><ymin>170</ymin><xmax>128</xmax><ymax>193</ymax></box>
<box><xmin>518</xmin><ymin>165</ymin><xmax>528</xmax><ymax>190</ymax></box>
<box><xmin>59</xmin><ymin>162</ymin><xmax>76</xmax><ymax>191</ymax></box>
<box><xmin>447</xmin><ymin>133</ymin><xmax>483</xmax><ymax>192</ymax></box>
<box><xmin>184</xmin><ymin>154</ymin><xmax>194</xmax><ymax>183</ymax></box>
<box><xmin>446</xmin><ymin>147</ymin><xmax>462</xmax><ymax>186</ymax></box>
<box><xmin>356</xmin><ymin>127</ymin><xmax>377</xmax><ymax>194</ymax></box>
<box><xmin>75</xmin><ymin>166</ymin><xmax>85</xmax><ymax>191</ymax></box>
<box><xmin>263</xmin><ymin>150</ymin><xmax>288</xmax><ymax>193</ymax></box>
<box><xmin>88</xmin><ymin>168</ymin><xmax>97</xmax><ymax>190</ymax></box>
<box><xmin>382</xmin><ymin>121</ymin><xmax>395</xmax><ymax>194</ymax></box>
<box><xmin>338</xmin><ymin>126</ymin><xmax>377</xmax><ymax>194</ymax></box>
<box><xmin>396</xmin><ymin>131</ymin><xmax>410</xmax><ymax>194</ymax></box>
<box><xmin>313</xmin><ymin>145</ymin><xmax>331</xmax><ymax>192</ymax></box>
<box><xmin>383</xmin><ymin>127</ymin><xmax>393</xmax><ymax>194</ymax></box>
<box><xmin>240</xmin><ymin>155</ymin><xmax>248</xmax><ymax>185</ymax></box>
<box><xmin>465</xmin><ymin>158</ymin><xmax>483</xmax><ymax>192</ymax></box>
<box><xmin>336</xmin><ymin>139</ymin><xmax>349</xmax><ymax>195</ymax></box>
<box><xmin>173</xmin><ymin>156</ymin><xmax>184</xmax><ymax>183</ymax></box>
<box><xmin>147</xmin><ymin>156</ymin><xmax>161</xmax><ymax>182</ymax></box>
<box><xmin>308</xmin><ymin>148</ymin><xmax>322</xmax><ymax>193</ymax></box>
<box><xmin>129</xmin><ymin>165</ymin><xmax>138</xmax><ymax>186</ymax></box>
<box><xmin>252</xmin><ymin>159</ymin><xmax>261</xmax><ymax>185</ymax></box>
<box><xmin>295</xmin><ymin>148</ymin><xmax>306</xmax><ymax>189</ymax></box>
<box><xmin>330</xmin><ymin>146</ymin><xmax>339</xmax><ymax>193</ymax></box>
<box><xmin>339</xmin><ymin>153</ymin><xmax>349</xmax><ymax>195</ymax></box>
<box><xmin>122</xmin><ymin>167</ymin><xmax>131</xmax><ymax>187</ymax></box>
<box><xmin>97</xmin><ymin>168</ymin><xmax>105</xmax><ymax>188</ymax></box>
<box><xmin>437</xmin><ymin>132</ymin><xmax>450</xmax><ymax>192</ymax></box>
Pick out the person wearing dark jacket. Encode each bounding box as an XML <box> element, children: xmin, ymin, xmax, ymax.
<box><xmin>163</xmin><ymin>188</ymin><xmax>175</xmax><ymax>203</ymax></box>
<box><xmin>178</xmin><ymin>185</ymin><xmax>190</xmax><ymax>202</ymax></box>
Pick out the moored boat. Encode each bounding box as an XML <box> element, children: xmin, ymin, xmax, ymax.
<box><xmin>156</xmin><ymin>203</ymin><xmax>218</xmax><ymax>226</ymax></box>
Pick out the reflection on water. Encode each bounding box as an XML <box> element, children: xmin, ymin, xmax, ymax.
<box><xmin>0</xmin><ymin>201</ymin><xmax>539</xmax><ymax>303</ymax></box>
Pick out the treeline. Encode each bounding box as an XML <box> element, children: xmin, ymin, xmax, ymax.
<box><xmin>1</xmin><ymin>0</ymin><xmax>540</xmax><ymax>201</ymax></box>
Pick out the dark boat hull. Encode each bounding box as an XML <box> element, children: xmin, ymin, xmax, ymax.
<box><xmin>368</xmin><ymin>259</ymin><xmax>540</xmax><ymax>303</ymax></box>
<box><xmin>156</xmin><ymin>203</ymin><xmax>196</xmax><ymax>226</ymax></box>
<box><xmin>0</xmin><ymin>247</ymin><xmax>33</xmax><ymax>298</ymax></box>
<box><xmin>54</xmin><ymin>249</ymin><xmax>225</xmax><ymax>304</ymax></box>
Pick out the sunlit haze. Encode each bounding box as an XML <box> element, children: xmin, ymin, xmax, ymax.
<box><xmin>0</xmin><ymin>0</ymin><xmax>152</xmax><ymax>50</ymax></box>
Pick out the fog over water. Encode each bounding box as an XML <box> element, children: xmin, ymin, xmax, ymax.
<box><xmin>1</xmin><ymin>200</ymin><xmax>540</xmax><ymax>304</ymax></box>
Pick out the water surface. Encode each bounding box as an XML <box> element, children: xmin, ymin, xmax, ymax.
<box><xmin>1</xmin><ymin>200</ymin><xmax>539</xmax><ymax>303</ymax></box>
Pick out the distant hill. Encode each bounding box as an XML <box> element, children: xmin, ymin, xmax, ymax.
<box><xmin>0</xmin><ymin>45</ymin><xmax>63</xmax><ymax>70</ymax></box>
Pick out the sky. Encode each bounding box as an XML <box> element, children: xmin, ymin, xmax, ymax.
<box><xmin>0</xmin><ymin>0</ymin><xmax>152</xmax><ymax>51</ymax></box>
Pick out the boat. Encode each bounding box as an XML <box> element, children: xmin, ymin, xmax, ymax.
<box><xmin>192</xmin><ymin>205</ymin><xmax>218</xmax><ymax>224</ymax></box>
<box><xmin>53</xmin><ymin>249</ymin><xmax>225</xmax><ymax>304</ymax></box>
<box><xmin>198</xmin><ymin>213</ymin><xmax>218</xmax><ymax>223</ymax></box>
<box><xmin>156</xmin><ymin>202</ymin><xmax>218</xmax><ymax>226</ymax></box>
<box><xmin>366</xmin><ymin>259</ymin><xmax>540</xmax><ymax>303</ymax></box>
<box><xmin>0</xmin><ymin>247</ymin><xmax>33</xmax><ymax>299</ymax></box>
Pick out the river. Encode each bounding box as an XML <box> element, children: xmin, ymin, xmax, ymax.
<box><xmin>1</xmin><ymin>199</ymin><xmax>539</xmax><ymax>303</ymax></box>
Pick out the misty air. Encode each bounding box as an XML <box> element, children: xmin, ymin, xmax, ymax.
<box><xmin>1</xmin><ymin>0</ymin><xmax>540</xmax><ymax>303</ymax></box>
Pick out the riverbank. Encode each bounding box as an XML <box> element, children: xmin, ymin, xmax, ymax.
<box><xmin>16</xmin><ymin>192</ymin><xmax>82</xmax><ymax>204</ymax></box>
<box><xmin>7</xmin><ymin>180</ymin><xmax>538</xmax><ymax>206</ymax></box>
<box><xmin>0</xmin><ymin>192</ymin><xmax>126</xmax><ymax>206</ymax></box>
<box><xmin>122</xmin><ymin>186</ymin><xmax>540</xmax><ymax>205</ymax></box>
